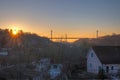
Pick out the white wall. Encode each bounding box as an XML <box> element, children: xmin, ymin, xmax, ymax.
<box><xmin>0</xmin><ymin>51</ymin><xmax>8</xmax><ymax>56</ymax></box>
<box><xmin>103</xmin><ymin>64</ymin><xmax>120</xmax><ymax>74</ymax></box>
<box><xmin>87</xmin><ymin>48</ymin><xmax>120</xmax><ymax>74</ymax></box>
<box><xmin>87</xmin><ymin>48</ymin><xmax>102</xmax><ymax>74</ymax></box>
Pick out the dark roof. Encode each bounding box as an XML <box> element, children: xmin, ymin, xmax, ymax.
<box><xmin>92</xmin><ymin>46</ymin><xmax>120</xmax><ymax>64</ymax></box>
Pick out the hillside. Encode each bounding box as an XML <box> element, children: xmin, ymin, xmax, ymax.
<box><xmin>74</xmin><ymin>34</ymin><xmax>120</xmax><ymax>46</ymax></box>
<box><xmin>0</xmin><ymin>29</ymin><xmax>52</xmax><ymax>48</ymax></box>
<box><xmin>0</xmin><ymin>29</ymin><xmax>84</xmax><ymax>64</ymax></box>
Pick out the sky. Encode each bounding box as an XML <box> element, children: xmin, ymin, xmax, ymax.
<box><xmin>0</xmin><ymin>0</ymin><xmax>120</xmax><ymax>41</ymax></box>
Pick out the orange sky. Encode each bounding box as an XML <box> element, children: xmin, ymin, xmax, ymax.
<box><xmin>0</xmin><ymin>0</ymin><xmax>120</xmax><ymax>42</ymax></box>
<box><xmin>2</xmin><ymin>24</ymin><xmax>119</xmax><ymax>42</ymax></box>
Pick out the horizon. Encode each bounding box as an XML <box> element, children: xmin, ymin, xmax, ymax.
<box><xmin>0</xmin><ymin>0</ymin><xmax>120</xmax><ymax>42</ymax></box>
<box><xmin>1</xmin><ymin>28</ymin><xmax>120</xmax><ymax>43</ymax></box>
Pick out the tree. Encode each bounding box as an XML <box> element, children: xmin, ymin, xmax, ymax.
<box><xmin>97</xmin><ymin>68</ymin><xmax>107</xmax><ymax>79</ymax></box>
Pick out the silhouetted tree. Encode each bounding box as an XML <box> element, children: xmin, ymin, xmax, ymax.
<box><xmin>97</xmin><ymin>68</ymin><xmax>107</xmax><ymax>79</ymax></box>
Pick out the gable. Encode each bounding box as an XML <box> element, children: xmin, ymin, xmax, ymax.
<box><xmin>87</xmin><ymin>48</ymin><xmax>102</xmax><ymax>63</ymax></box>
<box><xmin>87</xmin><ymin>48</ymin><xmax>103</xmax><ymax>73</ymax></box>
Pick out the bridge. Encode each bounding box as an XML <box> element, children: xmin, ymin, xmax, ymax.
<box><xmin>49</xmin><ymin>30</ymin><xmax>81</xmax><ymax>42</ymax></box>
<box><xmin>49</xmin><ymin>30</ymin><xmax>98</xmax><ymax>41</ymax></box>
<box><xmin>51</xmin><ymin>37</ymin><xmax>80</xmax><ymax>39</ymax></box>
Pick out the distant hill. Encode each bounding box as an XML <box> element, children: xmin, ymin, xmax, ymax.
<box><xmin>19</xmin><ymin>33</ymin><xmax>52</xmax><ymax>48</ymax></box>
<box><xmin>0</xmin><ymin>29</ymin><xmax>52</xmax><ymax>48</ymax></box>
<box><xmin>74</xmin><ymin>34</ymin><xmax>120</xmax><ymax>46</ymax></box>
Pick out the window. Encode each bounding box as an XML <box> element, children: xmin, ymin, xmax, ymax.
<box><xmin>90</xmin><ymin>63</ymin><xmax>92</xmax><ymax>68</ymax></box>
<box><xmin>98</xmin><ymin>66</ymin><xmax>101</xmax><ymax>70</ymax></box>
<box><xmin>91</xmin><ymin>53</ymin><xmax>93</xmax><ymax>57</ymax></box>
<box><xmin>53</xmin><ymin>65</ymin><xmax>58</xmax><ymax>68</ymax></box>
<box><xmin>111</xmin><ymin>66</ymin><xmax>114</xmax><ymax>70</ymax></box>
<box><xmin>106</xmin><ymin>66</ymin><xmax>109</xmax><ymax>73</ymax></box>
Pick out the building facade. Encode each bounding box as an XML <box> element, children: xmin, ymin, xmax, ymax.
<box><xmin>87</xmin><ymin>46</ymin><xmax>120</xmax><ymax>74</ymax></box>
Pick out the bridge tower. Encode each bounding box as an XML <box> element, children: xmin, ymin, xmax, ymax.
<box><xmin>96</xmin><ymin>30</ymin><xmax>99</xmax><ymax>39</ymax></box>
<box><xmin>51</xmin><ymin>30</ymin><xmax>53</xmax><ymax>40</ymax></box>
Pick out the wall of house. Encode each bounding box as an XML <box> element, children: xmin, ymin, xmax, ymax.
<box><xmin>103</xmin><ymin>64</ymin><xmax>120</xmax><ymax>74</ymax></box>
<box><xmin>87</xmin><ymin>48</ymin><xmax>102</xmax><ymax>74</ymax></box>
<box><xmin>0</xmin><ymin>51</ymin><xmax>8</xmax><ymax>56</ymax></box>
<box><xmin>35</xmin><ymin>58</ymin><xmax>50</xmax><ymax>72</ymax></box>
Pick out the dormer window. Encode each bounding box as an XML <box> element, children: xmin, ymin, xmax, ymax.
<box><xmin>91</xmin><ymin>53</ymin><xmax>93</xmax><ymax>57</ymax></box>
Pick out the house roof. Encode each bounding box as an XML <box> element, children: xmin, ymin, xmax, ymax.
<box><xmin>92</xmin><ymin>46</ymin><xmax>120</xmax><ymax>64</ymax></box>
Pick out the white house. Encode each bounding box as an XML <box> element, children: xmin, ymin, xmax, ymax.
<box><xmin>0</xmin><ymin>51</ymin><xmax>8</xmax><ymax>56</ymax></box>
<box><xmin>35</xmin><ymin>58</ymin><xmax>50</xmax><ymax>72</ymax></box>
<box><xmin>49</xmin><ymin>64</ymin><xmax>63</xmax><ymax>79</ymax></box>
<box><xmin>0</xmin><ymin>48</ymin><xmax>8</xmax><ymax>56</ymax></box>
<box><xmin>87</xmin><ymin>46</ymin><xmax>120</xmax><ymax>74</ymax></box>
<box><xmin>0</xmin><ymin>48</ymin><xmax>9</xmax><ymax>68</ymax></box>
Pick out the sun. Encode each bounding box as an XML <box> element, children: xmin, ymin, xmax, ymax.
<box><xmin>12</xmin><ymin>27</ymin><xmax>19</xmax><ymax>35</ymax></box>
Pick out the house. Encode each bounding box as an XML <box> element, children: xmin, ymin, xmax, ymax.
<box><xmin>87</xmin><ymin>46</ymin><xmax>120</xmax><ymax>74</ymax></box>
<box><xmin>35</xmin><ymin>58</ymin><xmax>50</xmax><ymax>72</ymax></box>
<box><xmin>0</xmin><ymin>48</ymin><xmax>8</xmax><ymax>56</ymax></box>
<box><xmin>0</xmin><ymin>48</ymin><xmax>9</xmax><ymax>69</ymax></box>
<box><xmin>49</xmin><ymin>64</ymin><xmax>63</xmax><ymax>79</ymax></box>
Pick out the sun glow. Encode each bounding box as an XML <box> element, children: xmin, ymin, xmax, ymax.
<box><xmin>11</xmin><ymin>27</ymin><xmax>19</xmax><ymax>35</ymax></box>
